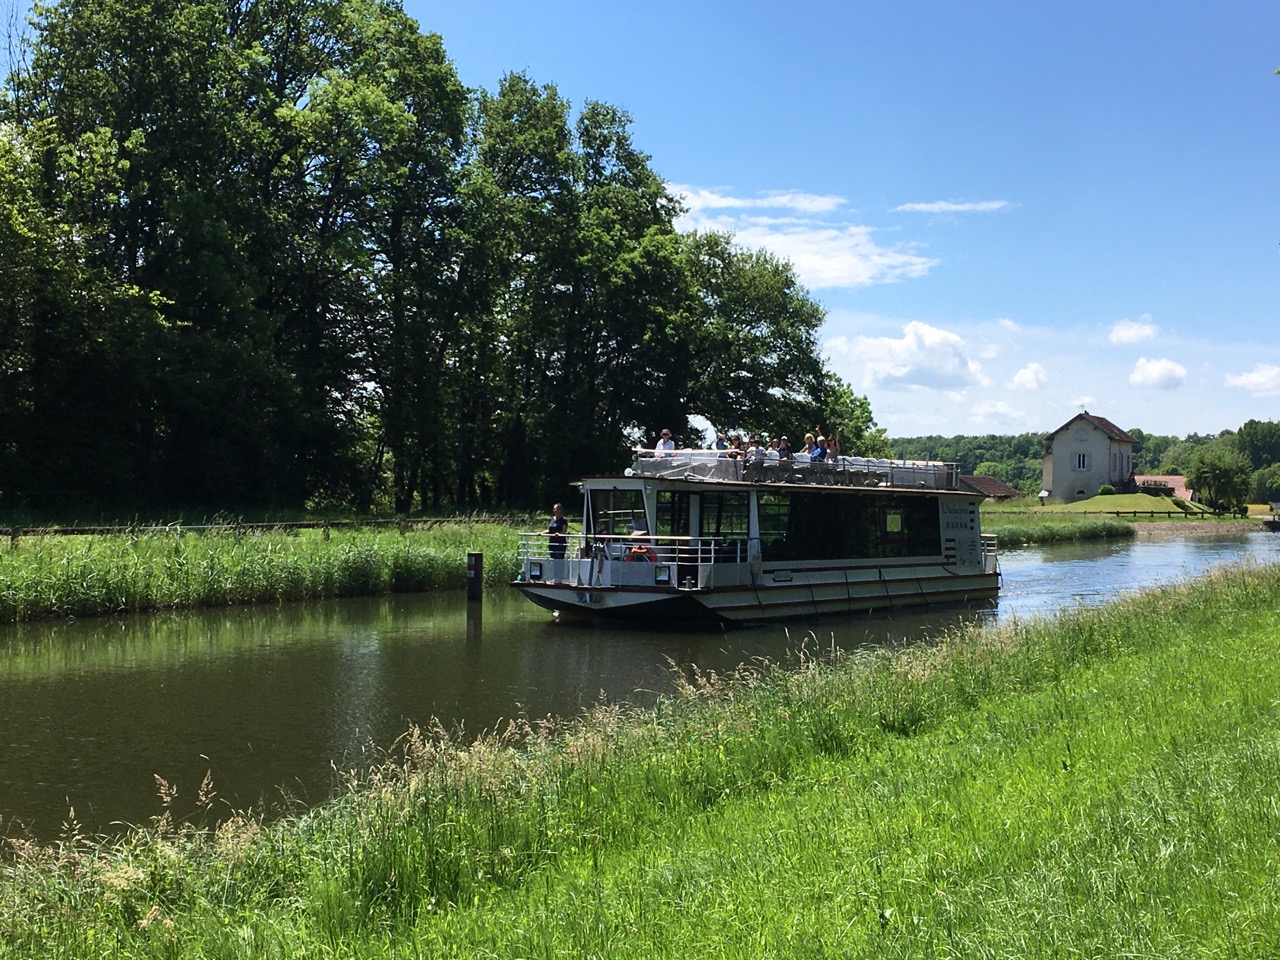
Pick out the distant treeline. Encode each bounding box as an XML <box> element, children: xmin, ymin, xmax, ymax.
<box><xmin>892</xmin><ymin>419</ymin><xmax>1280</xmax><ymax>503</ymax></box>
<box><xmin>0</xmin><ymin>0</ymin><xmax>884</xmax><ymax>516</ymax></box>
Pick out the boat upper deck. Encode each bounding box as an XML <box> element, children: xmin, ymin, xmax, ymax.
<box><xmin>623</xmin><ymin>449</ymin><xmax>962</xmax><ymax>492</ymax></box>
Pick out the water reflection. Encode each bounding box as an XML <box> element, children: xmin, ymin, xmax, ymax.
<box><xmin>2</xmin><ymin>530</ymin><xmax>1279</xmax><ymax>839</ymax></box>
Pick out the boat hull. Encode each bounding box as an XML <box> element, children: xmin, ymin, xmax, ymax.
<box><xmin>513</xmin><ymin>565</ymin><xmax>1000</xmax><ymax>624</ymax></box>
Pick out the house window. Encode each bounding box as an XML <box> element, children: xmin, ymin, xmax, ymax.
<box><xmin>1075</xmin><ymin>453</ymin><xmax>1089</xmax><ymax>470</ymax></box>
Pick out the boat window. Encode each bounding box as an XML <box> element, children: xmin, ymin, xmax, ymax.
<box><xmin>656</xmin><ymin>491</ymin><xmax>691</xmax><ymax>538</ymax></box>
<box><xmin>699</xmin><ymin>492</ymin><xmax>749</xmax><ymax>539</ymax></box>
<box><xmin>757</xmin><ymin>493</ymin><xmax>790</xmax><ymax>552</ymax></box>
<box><xmin>588</xmin><ymin>489</ymin><xmax>647</xmax><ymax>537</ymax></box>
<box><xmin>760</xmin><ymin>493</ymin><xmax>942</xmax><ymax>561</ymax></box>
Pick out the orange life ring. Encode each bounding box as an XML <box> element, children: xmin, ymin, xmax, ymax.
<box><xmin>624</xmin><ymin>545</ymin><xmax>658</xmax><ymax>563</ymax></box>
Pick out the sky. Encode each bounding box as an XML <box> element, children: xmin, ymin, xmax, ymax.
<box><xmin>406</xmin><ymin>0</ymin><xmax>1280</xmax><ymax>439</ymax></box>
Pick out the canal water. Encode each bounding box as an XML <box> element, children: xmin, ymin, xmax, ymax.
<box><xmin>3</xmin><ymin>530</ymin><xmax>1278</xmax><ymax>840</ymax></box>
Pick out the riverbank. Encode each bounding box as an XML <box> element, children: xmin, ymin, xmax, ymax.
<box><xmin>0</xmin><ymin>522</ymin><xmax>525</xmax><ymax>623</ymax></box>
<box><xmin>1132</xmin><ymin>518</ymin><xmax>1262</xmax><ymax>538</ymax></box>
<box><xmin>5</xmin><ymin>562</ymin><xmax>1280</xmax><ymax>957</ymax></box>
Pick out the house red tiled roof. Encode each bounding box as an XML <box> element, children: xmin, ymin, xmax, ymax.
<box><xmin>960</xmin><ymin>475</ymin><xmax>1023</xmax><ymax>500</ymax></box>
<box><xmin>1048</xmin><ymin>411</ymin><xmax>1138</xmax><ymax>445</ymax></box>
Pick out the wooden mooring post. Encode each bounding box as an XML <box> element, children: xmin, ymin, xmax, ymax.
<box><xmin>466</xmin><ymin>551</ymin><xmax>483</xmax><ymax>602</ymax></box>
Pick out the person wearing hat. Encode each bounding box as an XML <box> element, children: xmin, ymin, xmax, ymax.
<box><xmin>811</xmin><ymin>435</ymin><xmax>829</xmax><ymax>462</ymax></box>
<box><xmin>712</xmin><ymin>432</ymin><xmax>729</xmax><ymax>453</ymax></box>
<box><xmin>777</xmin><ymin>435</ymin><xmax>794</xmax><ymax>460</ymax></box>
<box><xmin>655</xmin><ymin>428</ymin><xmax>675</xmax><ymax>458</ymax></box>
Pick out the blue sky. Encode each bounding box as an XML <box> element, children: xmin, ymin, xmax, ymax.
<box><xmin>411</xmin><ymin>0</ymin><xmax>1280</xmax><ymax>439</ymax></box>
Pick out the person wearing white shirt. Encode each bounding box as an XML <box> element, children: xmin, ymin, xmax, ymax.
<box><xmin>655</xmin><ymin>428</ymin><xmax>675</xmax><ymax>457</ymax></box>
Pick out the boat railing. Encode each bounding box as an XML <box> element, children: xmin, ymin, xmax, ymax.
<box><xmin>980</xmin><ymin>533</ymin><xmax>1000</xmax><ymax>575</ymax></box>
<box><xmin>628</xmin><ymin>449</ymin><xmax>959</xmax><ymax>491</ymax></box>
<box><xmin>516</xmin><ymin>531</ymin><xmax>748</xmax><ymax>588</ymax></box>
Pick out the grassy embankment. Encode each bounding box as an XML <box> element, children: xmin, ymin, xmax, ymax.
<box><xmin>0</xmin><ymin>521</ymin><xmax>527</xmax><ymax>623</ymax></box>
<box><xmin>4</xmin><ymin>562</ymin><xmax>1280</xmax><ymax>957</ymax></box>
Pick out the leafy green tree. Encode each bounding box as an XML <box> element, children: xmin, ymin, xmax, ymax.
<box><xmin>1236</xmin><ymin>419</ymin><xmax>1280</xmax><ymax>471</ymax></box>
<box><xmin>1157</xmin><ymin>438</ymin><xmax>1211</xmax><ymax>476</ymax></box>
<box><xmin>676</xmin><ymin>231</ymin><xmax>828</xmax><ymax>440</ymax></box>
<box><xmin>1250</xmin><ymin>464</ymin><xmax>1280</xmax><ymax>506</ymax></box>
<box><xmin>814</xmin><ymin>373</ymin><xmax>890</xmax><ymax>459</ymax></box>
<box><xmin>1186</xmin><ymin>443</ymin><xmax>1251</xmax><ymax>514</ymax></box>
<box><xmin>0</xmin><ymin>108</ymin><xmax>168</xmax><ymax>509</ymax></box>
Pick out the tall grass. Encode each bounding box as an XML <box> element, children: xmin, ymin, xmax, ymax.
<box><xmin>5</xmin><ymin>563</ymin><xmax>1280</xmax><ymax>956</ymax></box>
<box><xmin>983</xmin><ymin>512</ymin><xmax>1135</xmax><ymax>546</ymax></box>
<box><xmin>0</xmin><ymin>523</ymin><xmax>524</xmax><ymax>623</ymax></box>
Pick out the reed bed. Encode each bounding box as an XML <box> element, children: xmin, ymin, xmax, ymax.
<box><xmin>983</xmin><ymin>512</ymin><xmax>1135</xmax><ymax>546</ymax></box>
<box><xmin>0</xmin><ymin>523</ymin><xmax>524</xmax><ymax>623</ymax></box>
<box><xmin>4</xmin><ymin>563</ymin><xmax>1280</xmax><ymax>957</ymax></box>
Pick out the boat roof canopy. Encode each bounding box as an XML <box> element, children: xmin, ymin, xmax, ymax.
<box><xmin>618</xmin><ymin>449</ymin><xmax>963</xmax><ymax>493</ymax></box>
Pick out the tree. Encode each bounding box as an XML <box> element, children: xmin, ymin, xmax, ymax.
<box><xmin>676</xmin><ymin>231</ymin><xmax>829</xmax><ymax>439</ymax></box>
<box><xmin>1250</xmin><ymin>463</ymin><xmax>1280</xmax><ymax>506</ymax></box>
<box><xmin>1236</xmin><ymin>419</ymin><xmax>1280</xmax><ymax>471</ymax></box>
<box><xmin>1186</xmin><ymin>444</ymin><xmax>1251</xmax><ymax>514</ymax></box>
<box><xmin>814</xmin><ymin>373</ymin><xmax>890</xmax><ymax>459</ymax></box>
<box><xmin>1157</xmin><ymin>438</ymin><xmax>1211</xmax><ymax>476</ymax></box>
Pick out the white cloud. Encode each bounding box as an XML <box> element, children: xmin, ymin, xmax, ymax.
<box><xmin>742</xmin><ymin>223</ymin><xmax>936</xmax><ymax>289</ymax></box>
<box><xmin>673</xmin><ymin>185</ymin><xmax>847</xmax><ymax>215</ymax></box>
<box><xmin>1109</xmin><ymin>315</ymin><xmax>1159</xmax><ymax>345</ymax></box>
<box><xmin>1225</xmin><ymin>363</ymin><xmax>1280</xmax><ymax>397</ymax></box>
<box><xmin>970</xmin><ymin>400</ymin><xmax>1028</xmax><ymax>430</ymax></box>
<box><xmin>1129</xmin><ymin>357</ymin><xmax>1187</xmax><ymax>389</ymax></box>
<box><xmin>892</xmin><ymin>200</ymin><xmax>1009</xmax><ymax>213</ymax></box>
<box><xmin>996</xmin><ymin>317</ymin><xmax>1019</xmax><ymax>332</ymax></box>
<box><xmin>1008</xmin><ymin>362</ymin><xmax>1048</xmax><ymax>391</ymax></box>
<box><xmin>673</xmin><ymin>184</ymin><xmax>939</xmax><ymax>291</ymax></box>
<box><xmin>851</xmin><ymin>321</ymin><xmax>990</xmax><ymax>392</ymax></box>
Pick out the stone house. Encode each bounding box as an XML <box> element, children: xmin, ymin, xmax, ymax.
<box><xmin>1041</xmin><ymin>411</ymin><xmax>1137</xmax><ymax>503</ymax></box>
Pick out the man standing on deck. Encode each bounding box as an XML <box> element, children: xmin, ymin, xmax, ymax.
<box><xmin>547</xmin><ymin>503</ymin><xmax>569</xmax><ymax>580</ymax></box>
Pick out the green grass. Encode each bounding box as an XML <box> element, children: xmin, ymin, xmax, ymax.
<box><xmin>1054</xmin><ymin>491</ymin><xmax>1207</xmax><ymax>514</ymax></box>
<box><xmin>980</xmin><ymin>510</ymin><xmax>1136</xmax><ymax>546</ymax></box>
<box><xmin>0</xmin><ymin>522</ymin><xmax>526</xmax><ymax>623</ymax></box>
<box><xmin>5</xmin><ymin>563</ymin><xmax>1280</xmax><ymax>957</ymax></box>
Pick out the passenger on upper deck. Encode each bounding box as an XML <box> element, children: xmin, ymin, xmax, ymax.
<box><xmin>745</xmin><ymin>435</ymin><xmax>763</xmax><ymax>460</ymax></box>
<box><xmin>827</xmin><ymin>428</ymin><xmax>842</xmax><ymax>459</ymax></box>
<box><xmin>655</xmin><ymin>428</ymin><xmax>675</xmax><ymax>457</ymax></box>
<box><xmin>777</xmin><ymin>436</ymin><xmax>794</xmax><ymax>460</ymax></box>
<box><xmin>765</xmin><ymin>438</ymin><xmax>780</xmax><ymax>460</ymax></box>
<box><xmin>801</xmin><ymin>433</ymin><xmax>817</xmax><ymax>456</ymax></box>
<box><xmin>712</xmin><ymin>432</ymin><xmax>728</xmax><ymax>453</ymax></box>
<box><xmin>811</xmin><ymin>436</ymin><xmax>829</xmax><ymax>461</ymax></box>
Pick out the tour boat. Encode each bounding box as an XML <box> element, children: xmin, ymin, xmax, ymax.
<box><xmin>513</xmin><ymin>448</ymin><xmax>1000</xmax><ymax>623</ymax></box>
